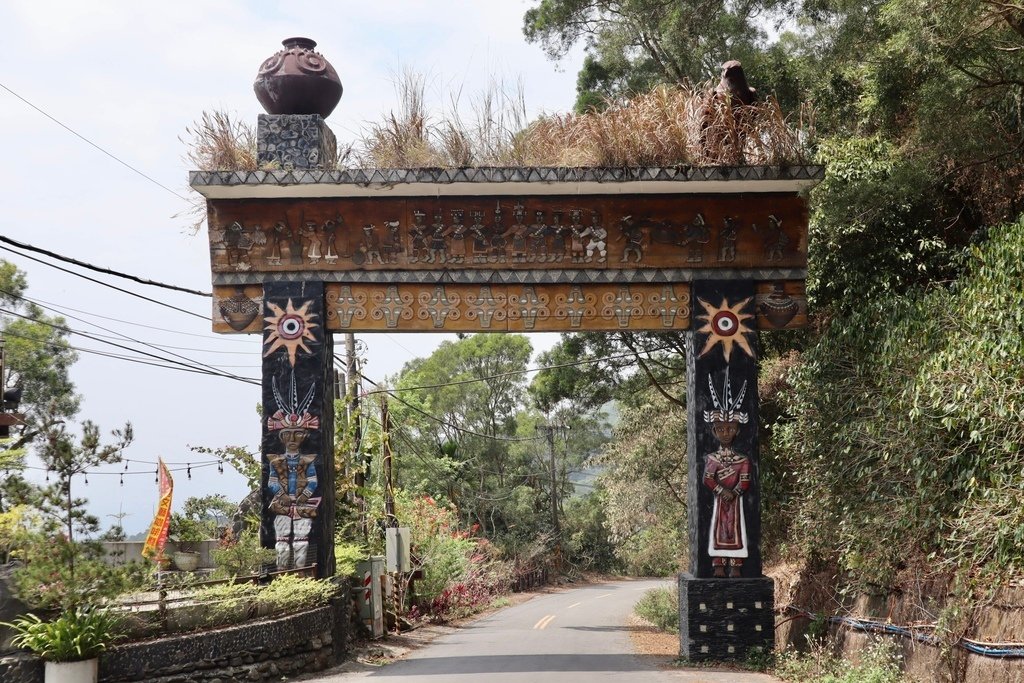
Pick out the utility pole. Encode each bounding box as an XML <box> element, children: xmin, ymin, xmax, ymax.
<box><xmin>381</xmin><ymin>396</ymin><xmax>397</xmax><ymax>528</ymax></box>
<box><xmin>536</xmin><ymin>423</ymin><xmax>567</xmax><ymax>567</ymax></box>
<box><xmin>345</xmin><ymin>333</ymin><xmax>366</xmax><ymax>540</ymax></box>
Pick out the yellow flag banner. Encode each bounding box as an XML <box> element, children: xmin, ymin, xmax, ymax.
<box><xmin>142</xmin><ymin>457</ymin><xmax>173</xmax><ymax>560</ymax></box>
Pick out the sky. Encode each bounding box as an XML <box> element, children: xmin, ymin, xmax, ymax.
<box><xmin>0</xmin><ymin>1</ymin><xmax>581</xmax><ymax>535</ymax></box>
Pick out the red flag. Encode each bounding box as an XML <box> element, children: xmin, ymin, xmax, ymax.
<box><xmin>142</xmin><ymin>457</ymin><xmax>173</xmax><ymax>560</ymax></box>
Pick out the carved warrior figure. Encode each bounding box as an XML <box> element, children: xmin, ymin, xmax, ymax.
<box><xmin>489</xmin><ymin>202</ymin><xmax>507</xmax><ymax>262</ymax></box>
<box><xmin>224</xmin><ymin>221</ymin><xmax>265</xmax><ymax>271</ymax></box>
<box><xmin>266</xmin><ymin>221</ymin><xmax>289</xmax><ymax>265</ymax></box>
<box><xmin>503</xmin><ymin>203</ymin><xmax>528</xmax><ymax>262</ymax></box>
<box><xmin>569</xmin><ymin>210</ymin><xmax>587</xmax><ymax>263</ymax></box>
<box><xmin>619</xmin><ymin>216</ymin><xmax>645</xmax><ymax>263</ymax></box>
<box><xmin>428</xmin><ymin>210</ymin><xmax>448</xmax><ymax>263</ymax></box>
<box><xmin>409</xmin><ymin>210</ymin><xmax>429</xmax><ymax>262</ymax></box>
<box><xmin>322</xmin><ymin>218</ymin><xmax>340</xmax><ymax>264</ymax></box>
<box><xmin>358</xmin><ymin>224</ymin><xmax>384</xmax><ymax>265</ymax></box>
<box><xmin>549</xmin><ymin>211</ymin><xmax>567</xmax><ymax>262</ymax></box>
<box><xmin>758</xmin><ymin>214</ymin><xmax>789</xmax><ymax>262</ymax></box>
<box><xmin>681</xmin><ymin>213</ymin><xmax>710</xmax><ymax>263</ymax></box>
<box><xmin>382</xmin><ymin>220</ymin><xmax>402</xmax><ymax>263</ymax></box>
<box><xmin>266</xmin><ymin>373</ymin><xmax>321</xmax><ymax>570</ymax></box>
<box><xmin>470</xmin><ymin>210</ymin><xmax>489</xmax><ymax>263</ymax></box>
<box><xmin>527</xmin><ymin>210</ymin><xmax>548</xmax><ymax>262</ymax></box>
<box><xmin>584</xmin><ymin>211</ymin><xmax>608</xmax><ymax>263</ymax></box>
<box><xmin>719</xmin><ymin>217</ymin><xmax>739</xmax><ymax>262</ymax></box>
<box><xmin>448</xmin><ymin>210</ymin><xmax>468</xmax><ymax>264</ymax></box>
<box><xmin>302</xmin><ymin>221</ymin><xmax>322</xmax><ymax>264</ymax></box>
<box><xmin>703</xmin><ymin>367</ymin><xmax>751</xmax><ymax>578</ymax></box>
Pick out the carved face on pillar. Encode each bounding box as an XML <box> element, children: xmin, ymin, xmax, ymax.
<box><xmin>280</xmin><ymin>428</ymin><xmax>308</xmax><ymax>454</ymax></box>
<box><xmin>711</xmin><ymin>420</ymin><xmax>739</xmax><ymax>446</ymax></box>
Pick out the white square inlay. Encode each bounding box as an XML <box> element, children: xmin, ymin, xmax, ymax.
<box><xmin>699</xmin><ymin>603</ymin><xmax>707</xmax><ymax>611</ymax></box>
<box><xmin>700</xmin><ymin>625</ymin><xmax>708</xmax><ymax>632</ymax></box>
<box><xmin>728</xmin><ymin>646</ymin><xmax>735</xmax><ymax>653</ymax></box>
<box><xmin>701</xmin><ymin>645</ymin><xmax>709</xmax><ymax>653</ymax></box>
<box><xmin>755</xmin><ymin>601</ymin><xmax>763</xmax><ymax>609</ymax></box>
<box><xmin>755</xmin><ymin>624</ymin><xmax>763</xmax><ymax>632</ymax></box>
<box><xmin>726</xmin><ymin>602</ymin><xmax>734</xmax><ymax>609</ymax></box>
<box><xmin>727</xmin><ymin>623</ymin><xmax>734</xmax><ymax>632</ymax></box>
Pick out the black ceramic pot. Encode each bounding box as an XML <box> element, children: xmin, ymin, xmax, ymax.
<box><xmin>254</xmin><ymin>37</ymin><xmax>343</xmax><ymax>118</ymax></box>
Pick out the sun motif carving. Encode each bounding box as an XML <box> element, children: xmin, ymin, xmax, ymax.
<box><xmin>695</xmin><ymin>296</ymin><xmax>754</xmax><ymax>361</ymax></box>
<box><xmin>263</xmin><ymin>298</ymin><xmax>318</xmax><ymax>366</ymax></box>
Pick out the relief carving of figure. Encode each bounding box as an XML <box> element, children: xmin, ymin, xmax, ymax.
<box><xmin>489</xmin><ymin>202</ymin><xmax>507</xmax><ymax>263</ymax></box>
<box><xmin>549</xmin><ymin>211</ymin><xmax>567</xmax><ymax>262</ymax></box>
<box><xmin>719</xmin><ymin>216</ymin><xmax>738</xmax><ymax>263</ymax></box>
<box><xmin>409</xmin><ymin>210</ymin><xmax>429</xmax><ymax>263</ymax></box>
<box><xmin>224</xmin><ymin>221</ymin><xmax>264</xmax><ymax>271</ymax></box>
<box><xmin>470</xmin><ymin>210</ymin><xmax>489</xmax><ymax>263</ymax></box>
<box><xmin>702</xmin><ymin>367</ymin><xmax>750</xmax><ymax>578</ymax></box>
<box><xmin>584</xmin><ymin>211</ymin><xmax>608</xmax><ymax>263</ymax></box>
<box><xmin>266</xmin><ymin>373</ymin><xmax>321</xmax><ymax>570</ymax></box>
<box><xmin>758</xmin><ymin>214</ymin><xmax>789</xmax><ymax>262</ymax></box>
<box><xmin>357</xmin><ymin>224</ymin><xmax>384</xmax><ymax>265</ymax></box>
<box><xmin>502</xmin><ymin>203</ymin><xmax>528</xmax><ymax>263</ymax></box>
<box><xmin>618</xmin><ymin>216</ymin><xmax>645</xmax><ymax>263</ymax></box>
<box><xmin>266</xmin><ymin>221</ymin><xmax>289</xmax><ymax>266</ymax></box>
<box><xmin>448</xmin><ymin>210</ymin><xmax>468</xmax><ymax>264</ymax></box>
<box><xmin>382</xmin><ymin>220</ymin><xmax>403</xmax><ymax>264</ymax></box>
<box><xmin>428</xmin><ymin>210</ymin><xmax>448</xmax><ymax>264</ymax></box>
<box><xmin>322</xmin><ymin>217</ymin><xmax>340</xmax><ymax>264</ymax></box>
<box><xmin>302</xmin><ymin>221</ymin><xmax>322</xmax><ymax>264</ymax></box>
<box><xmin>680</xmin><ymin>213</ymin><xmax>710</xmax><ymax>263</ymax></box>
<box><xmin>527</xmin><ymin>210</ymin><xmax>548</xmax><ymax>263</ymax></box>
<box><xmin>569</xmin><ymin>210</ymin><xmax>587</xmax><ymax>264</ymax></box>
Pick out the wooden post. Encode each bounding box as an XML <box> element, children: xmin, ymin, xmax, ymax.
<box><xmin>679</xmin><ymin>279</ymin><xmax>773</xmax><ymax>661</ymax></box>
<box><xmin>260</xmin><ymin>280</ymin><xmax>336</xmax><ymax>578</ymax></box>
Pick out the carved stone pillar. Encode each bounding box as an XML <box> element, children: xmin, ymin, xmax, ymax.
<box><xmin>260</xmin><ymin>281</ymin><xmax>335</xmax><ymax>577</ymax></box>
<box><xmin>679</xmin><ymin>279</ymin><xmax>773</xmax><ymax>661</ymax></box>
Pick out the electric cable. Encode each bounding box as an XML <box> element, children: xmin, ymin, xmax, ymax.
<box><xmin>0</xmin><ymin>81</ymin><xmax>194</xmax><ymax>204</ymax></box>
<box><xmin>0</xmin><ymin>234</ymin><xmax>210</xmax><ymax>297</ymax></box>
<box><xmin>0</xmin><ymin>243</ymin><xmax>208</xmax><ymax>321</ymax></box>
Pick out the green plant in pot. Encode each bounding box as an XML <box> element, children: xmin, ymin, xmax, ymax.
<box><xmin>168</xmin><ymin>513</ymin><xmax>207</xmax><ymax>571</ymax></box>
<box><xmin>4</xmin><ymin>606</ymin><xmax>123</xmax><ymax>683</ymax></box>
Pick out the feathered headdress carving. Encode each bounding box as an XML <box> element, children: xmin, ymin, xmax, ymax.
<box><xmin>703</xmin><ymin>365</ymin><xmax>748</xmax><ymax>424</ymax></box>
<box><xmin>267</xmin><ymin>371</ymin><xmax>319</xmax><ymax>431</ymax></box>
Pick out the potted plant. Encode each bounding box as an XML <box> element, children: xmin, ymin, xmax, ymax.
<box><xmin>3</xmin><ymin>606</ymin><xmax>122</xmax><ymax>683</ymax></box>
<box><xmin>168</xmin><ymin>513</ymin><xmax>206</xmax><ymax>571</ymax></box>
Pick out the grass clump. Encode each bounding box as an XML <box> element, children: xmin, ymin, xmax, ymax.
<box><xmin>186</xmin><ymin>74</ymin><xmax>813</xmax><ymax>172</ymax></box>
<box><xmin>634</xmin><ymin>584</ymin><xmax>679</xmax><ymax>634</ymax></box>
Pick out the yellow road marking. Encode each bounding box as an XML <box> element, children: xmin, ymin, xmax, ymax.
<box><xmin>567</xmin><ymin>601</ymin><xmax>582</xmax><ymax>609</ymax></box>
<box><xmin>533</xmin><ymin>614</ymin><xmax>557</xmax><ymax>629</ymax></box>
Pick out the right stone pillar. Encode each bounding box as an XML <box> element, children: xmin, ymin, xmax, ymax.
<box><xmin>679</xmin><ymin>279</ymin><xmax>774</xmax><ymax>662</ymax></box>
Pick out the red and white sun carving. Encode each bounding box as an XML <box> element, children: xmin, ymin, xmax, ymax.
<box><xmin>695</xmin><ymin>296</ymin><xmax>754</xmax><ymax>360</ymax></box>
<box><xmin>263</xmin><ymin>298</ymin><xmax>318</xmax><ymax>366</ymax></box>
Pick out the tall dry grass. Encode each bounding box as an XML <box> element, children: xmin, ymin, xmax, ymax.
<box><xmin>185</xmin><ymin>77</ymin><xmax>814</xmax><ymax>171</ymax></box>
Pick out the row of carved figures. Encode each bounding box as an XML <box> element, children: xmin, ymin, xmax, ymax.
<box><xmin>213</xmin><ymin>204</ymin><xmax>792</xmax><ymax>271</ymax></box>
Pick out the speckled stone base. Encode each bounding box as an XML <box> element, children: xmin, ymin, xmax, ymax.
<box><xmin>678</xmin><ymin>572</ymin><xmax>775</xmax><ymax>662</ymax></box>
<box><xmin>257</xmin><ymin>114</ymin><xmax>336</xmax><ymax>170</ymax></box>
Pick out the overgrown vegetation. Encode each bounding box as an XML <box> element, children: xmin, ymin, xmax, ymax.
<box><xmin>185</xmin><ymin>80</ymin><xmax>811</xmax><ymax>172</ymax></box>
<box><xmin>634</xmin><ymin>584</ymin><xmax>679</xmax><ymax>634</ymax></box>
<box><xmin>775</xmin><ymin>639</ymin><xmax>907</xmax><ymax>683</ymax></box>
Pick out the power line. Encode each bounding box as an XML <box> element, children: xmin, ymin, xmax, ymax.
<box><xmin>7</xmin><ymin>289</ymin><xmax>256</xmax><ymax>355</ymax></box>
<box><xmin>0</xmin><ymin>234</ymin><xmax>210</xmax><ymax>297</ymax></box>
<box><xmin>0</xmin><ymin>81</ymin><xmax>194</xmax><ymax>204</ymax></box>
<box><xmin>0</xmin><ymin>307</ymin><xmax>258</xmax><ymax>385</ymax></box>
<box><xmin>23</xmin><ymin>295</ymin><xmax>252</xmax><ymax>344</ymax></box>
<box><xmin>0</xmin><ymin>243</ymin><xmax>208</xmax><ymax>321</ymax></box>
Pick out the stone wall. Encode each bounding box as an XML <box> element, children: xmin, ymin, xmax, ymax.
<box><xmin>0</xmin><ymin>596</ymin><xmax>350</xmax><ymax>683</ymax></box>
<box><xmin>774</xmin><ymin>567</ymin><xmax>1024</xmax><ymax>682</ymax></box>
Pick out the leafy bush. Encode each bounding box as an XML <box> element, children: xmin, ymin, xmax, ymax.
<box><xmin>334</xmin><ymin>539</ymin><xmax>366</xmax><ymax>577</ymax></box>
<box><xmin>772</xmin><ymin>215</ymin><xmax>1024</xmax><ymax>586</ymax></box>
<box><xmin>256</xmin><ymin>574</ymin><xmax>339</xmax><ymax>615</ymax></box>
<box><xmin>634</xmin><ymin>585</ymin><xmax>679</xmax><ymax>634</ymax></box>
<box><xmin>211</xmin><ymin>528</ymin><xmax>275</xmax><ymax>577</ymax></box>
<box><xmin>4</xmin><ymin>607</ymin><xmax>123</xmax><ymax>662</ymax></box>
<box><xmin>428</xmin><ymin>539</ymin><xmax>512</xmax><ymax>621</ymax></box>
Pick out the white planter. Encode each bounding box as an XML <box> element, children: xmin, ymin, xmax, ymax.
<box><xmin>44</xmin><ymin>659</ymin><xmax>98</xmax><ymax>683</ymax></box>
<box><xmin>173</xmin><ymin>550</ymin><xmax>201</xmax><ymax>572</ymax></box>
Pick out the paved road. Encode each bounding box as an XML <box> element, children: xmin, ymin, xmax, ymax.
<box><xmin>308</xmin><ymin>579</ymin><xmax>776</xmax><ymax>682</ymax></box>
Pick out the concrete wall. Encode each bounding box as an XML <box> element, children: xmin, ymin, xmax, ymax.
<box><xmin>101</xmin><ymin>540</ymin><xmax>220</xmax><ymax>569</ymax></box>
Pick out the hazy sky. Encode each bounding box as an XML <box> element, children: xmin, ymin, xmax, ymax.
<box><xmin>0</xmin><ymin>1</ymin><xmax>579</xmax><ymax>534</ymax></box>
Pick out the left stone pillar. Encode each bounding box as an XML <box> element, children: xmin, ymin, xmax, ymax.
<box><xmin>260</xmin><ymin>280</ymin><xmax>335</xmax><ymax>577</ymax></box>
